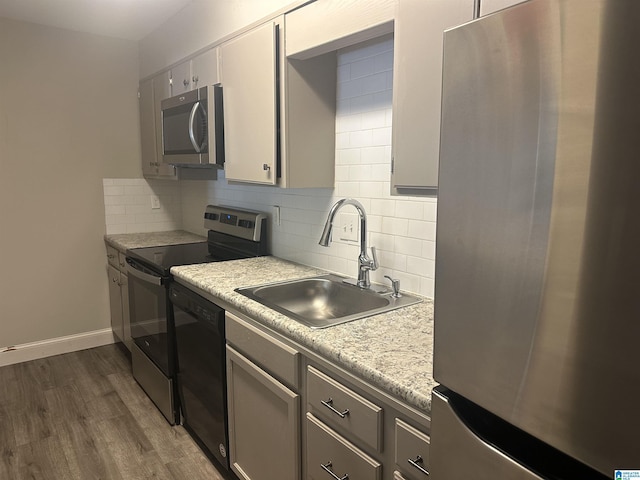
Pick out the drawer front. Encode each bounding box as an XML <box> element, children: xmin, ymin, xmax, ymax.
<box><xmin>106</xmin><ymin>244</ymin><xmax>119</xmax><ymax>268</ymax></box>
<box><xmin>226</xmin><ymin>311</ymin><xmax>300</xmax><ymax>389</ymax></box>
<box><xmin>395</xmin><ymin>418</ymin><xmax>430</xmax><ymax>479</ymax></box>
<box><xmin>306</xmin><ymin>413</ymin><xmax>381</xmax><ymax>480</ymax></box>
<box><xmin>307</xmin><ymin>366</ymin><xmax>383</xmax><ymax>452</ymax></box>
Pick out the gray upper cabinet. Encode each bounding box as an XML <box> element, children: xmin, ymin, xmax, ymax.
<box><xmin>285</xmin><ymin>0</ymin><xmax>394</xmax><ymax>59</ymax></box>
<box><xmin>170</xmin><ymin>59</ymin><xmax>192</xmax><ymax>95</ymax></box>
<box><xmin>479</xmin><ymin>0</ymin><xmax>529</xmax><ymax>16</ymax></box>
<box><xmin>220</xmin><ymin>20</ymin><xmax>280</xmax><ymax>185</ymax></box>
<box><xmin>138</xmin><ymin>72</ymin><xmax>176</xmax><ymax>179</ymax></box>
<box><xmin>220</xmin><ymin>16</ymin><xmax>336</xmax><ymax>188</ymax></box>
<box><xmin>171</xmin><ymin>47</ymin><xmax>220</xmax><ymax>95</ymax></box>
<box><xmin>191</xmin><ymin>47</ymin><xmax>220</xmax><ymax>88</ymax></box>
<box><xmin>139</xmin><ymin>77</ymin><xmax>157</xmax><ymax>178</ymax></box>
<box><xmin>391</xmin><ymin>0</ymin><xmax>475</xmax><ymax>195</ymax></box>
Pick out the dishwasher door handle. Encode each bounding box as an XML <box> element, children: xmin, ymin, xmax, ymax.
<box><xmin>126</xmin><ymin>261</ymin><xmax>163</xmax><ymax>286</ymax></box>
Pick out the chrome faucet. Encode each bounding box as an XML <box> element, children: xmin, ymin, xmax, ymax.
<box><xmin>319</xmin><ymin>198</ymin><xmax>378</xmax><ymax>289</ymax></box>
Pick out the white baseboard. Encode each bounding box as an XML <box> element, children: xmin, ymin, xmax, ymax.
<box><xmin>0</xmin><ymin>328</ymin><xmax>116</xmax><ymax>367</ymax></box>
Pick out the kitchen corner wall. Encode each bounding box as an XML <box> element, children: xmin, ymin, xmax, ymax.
<box><xmin>180</xmin><ymin>36</ymin><xmax>438</xmax><ymax>298</ymax></box>
<box><xmin>0</xmin><ymin>16</ymin><xmax>141</xmax><ymax>348</ymax></box>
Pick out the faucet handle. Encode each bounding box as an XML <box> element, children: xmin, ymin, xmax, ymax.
<box><xmin>370</xmin><ymin>246</ymin><xmax>379</xmax><ymax>271</ymax></box>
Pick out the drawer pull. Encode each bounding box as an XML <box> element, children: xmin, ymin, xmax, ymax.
<box><xmin>321</xmin><ymin>398</ymin><xmax>350</xmax><ymax>418</ymax></box>
<box><xmin>320</xmin><ymin>461</ymin><xmax>349</xmax><ymax>480</ymax></box>
<box><xmin>408</xmin><ymin>455</ymin><xmax>429</xmax><ymax>476</ymax></box>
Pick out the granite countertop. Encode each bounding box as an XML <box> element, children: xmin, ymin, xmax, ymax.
<box><xmin>172</xmin><ymin>256</ymin><xmax>436</xmax><ymax>415</ymax></box>
<box><xmin>104</xmin><ymin>230</ymin><xmax>206</xmax><ymax>252</ymax></box>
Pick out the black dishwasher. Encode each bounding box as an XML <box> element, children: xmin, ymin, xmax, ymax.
<box><xmin>170</xmin><ymin>282</ymin><xmax>229</xmax><ymax>470</ymax></box>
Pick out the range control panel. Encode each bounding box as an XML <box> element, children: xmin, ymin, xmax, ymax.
<box><xmin>203</xmin><ymin>205</ymin><xmax>266</xmax><ymax>242</ymax></box>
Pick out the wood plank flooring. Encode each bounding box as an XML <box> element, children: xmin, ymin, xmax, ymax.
<box><xmin>0</xmin><ymin>344</ymin><xmax>225</xmax><ymax>480</ymax></box>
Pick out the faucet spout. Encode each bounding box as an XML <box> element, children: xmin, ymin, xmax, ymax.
<box><xmin>319</xmin><ymin>198</ymin><xmax>378</xmax><ymax>288</ymax></box>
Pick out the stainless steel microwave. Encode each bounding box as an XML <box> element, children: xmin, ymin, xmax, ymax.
<box><xmin>160</xmin><ymin>84</ymin><xmax>224</xmax><ymax>167</ymax></box>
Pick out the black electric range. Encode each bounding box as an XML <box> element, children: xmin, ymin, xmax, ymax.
<box><xmin>125</xmin><ymin>205</ymin><xmax>268</xmax><ymax>432</ymax></box>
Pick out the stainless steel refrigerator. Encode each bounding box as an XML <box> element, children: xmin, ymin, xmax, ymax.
<box><xmin>431</xmin><ymin>0</ymin><xmax>640</xmax><ymax>478</ymax></box>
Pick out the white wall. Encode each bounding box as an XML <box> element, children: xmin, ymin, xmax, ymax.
<box><xmin>0</xmin><ymin>17</ymin><xmax>141</xmax><ymax>347</ymax></box>
<box><xmin>138</xmin><ymin>0</ymin><xmax>302</xmax><ymax>78</ymax></box>
<box><xmin>180</xmin><ymin>36</ymin><xmax>438</xmax><ymax>298</ymax></box>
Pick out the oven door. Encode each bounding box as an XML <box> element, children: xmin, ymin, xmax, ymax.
<box><xmin>126</xmin><ymin>258</ymin><xmax>171</xmax><ymax>377</ymax></box>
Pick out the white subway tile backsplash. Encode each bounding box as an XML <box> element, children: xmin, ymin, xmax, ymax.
<box><xmin>361</xmin><ymin>146</ymin><xmax>388</xmax><ymax>164</ymax></box>
<box><xmin>374</xmin><ymin>50</ymin><xmax>394</xmax><ymax>73</ymax></box>
<box><xmin>350</xmin><ymin>57</ymin><xmax>376</xmax><ymax>79</ymax></box>
<box><xmin>396</xmin><ymin>201</ymin><xmax>425</xmax><ymax>220</ymax></box>
<box><xmin>361</xmin><ymin>109</ymin><xmax>387</xmax><ymax>130</ymax></box>
<box><xmin>408</xmin><ymin>220</ymin><xmax>437</xmax><ymax>241</ymax></box>
<box><xmin>395</xmin><ymin>236</ymin><xmax>423</xmax><ymax>258</ymax></box>
<box><xmin>422</xmin><ymin>240</ymin><xmax>436</xmax><ymax>260</ymax></box>
<box><xmin>337</xmin><ymin>149</ymin><xmax>361</xmax><ymax>165</ymax></box>
<box><xmin>382</xmin><ymin>217</ymin><xmax>409</xmax><ymax>237</ymax></box>
<box><xmin>350</xmin><ymin>130</ymin><xmax>373</xmax><ymax>148</ymax></box>
<box><xmin>102</xmin><ymin>178</ymin><xmax>182</xmax><ymax>235</ymax></box>
<box><xmin>372</xmin><ymin>126</ymin><xmax>392</xmax><ymax>146</ymax></box>
<box><xmin>370</xmin><ymin>198</ymin><xmax>396</xmax><ymax>217</ymax></box>
<box><xmin>337</xmin><ymin>63</ymin><xmax>351</xmax><ymax>82</ymax></box>
<box><xmin>103</xmin><ymin>186</ymin><xmax>124</xmax><ymax>196</ymax></box>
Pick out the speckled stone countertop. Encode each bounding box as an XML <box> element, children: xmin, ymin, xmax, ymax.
<box><xmin>172</xmin><ymin>256</ymin><xmax>436</xmax><ymax>415</ymax></box>
<box><xmin>104</xmin><ymin>230</ymin><xmax>206</xmax><ymax>252</ymax></box>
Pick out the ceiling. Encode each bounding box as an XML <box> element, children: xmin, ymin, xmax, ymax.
<box><xmin>0</xmin><ymin>0</ymin><xmax>193</xmax><ymax>40</ymax></box>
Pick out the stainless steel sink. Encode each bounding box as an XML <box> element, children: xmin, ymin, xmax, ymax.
<box><xmin>235</xmin><ymin>274</ymin><xmax>422</xmax><ymax>329</ymax></box>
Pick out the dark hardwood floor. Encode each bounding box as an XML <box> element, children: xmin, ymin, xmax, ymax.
<box><xmin>0</xmin><ymin>344</ymin><xmax>225</xmax><ymax>480</ymax></box>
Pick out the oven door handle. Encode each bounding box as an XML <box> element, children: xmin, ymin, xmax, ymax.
<box><xmin>126</xmin><ymin>261</ymin><xmax>163</xmax><ymax>286</ymax></box>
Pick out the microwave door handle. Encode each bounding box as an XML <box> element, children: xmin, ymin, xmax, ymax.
<box><xmin>188</xmin><ymin>101</ymin><xmax>204</xmax><ymax>153</ymax></box>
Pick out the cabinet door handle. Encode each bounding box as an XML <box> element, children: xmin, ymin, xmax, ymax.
<box><xmin>263</xmin><ymin>163</ymin><xmax>271</xmax><ymax>171</ymax></box>
<box><xmin>408</xmin><ymin>455</ymin><xmax>429</xmax><ymax>476</ymax></box>
<box><xmin>321</xmin><ymin>398</ymin><xmax>349</xmax><ymax>418</ymax></box>
<box><xmin>183</xmin><ymin>78</ymin><xmax>189</xmax><ymax>87</ymax></box>
<box><xmin>320</xmin><ymin>461</ymin><xmax>349</xmax><ymax>480</ymax></box>
<box><xmin>107</xmin><ymin>254</ymin><xmax>115</xmax><ymax>259</ymax></box>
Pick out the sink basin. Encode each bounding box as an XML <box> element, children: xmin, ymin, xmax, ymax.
<box><xmin>236</xmin><ymin>274</ymin><xmax>422</xmax><ymax>329</ymax></box>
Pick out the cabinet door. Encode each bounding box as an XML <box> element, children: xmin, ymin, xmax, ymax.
<box><xmin>479</xmin><ymin>0</ymin><xmax>528</xmax><ymax>16</ymax></box>
<box><xmin>120</xmin><ymin>273</ymin><xmax>132</xmax><ymax>351</ymax></box>
<box><xmin>192</xmin><ymin>47</ymin><xmax>220</xmax><ymax>88</ymax></box>
<box><xmin>220</xmin><ymin>20</ymin><xmax>279</xmax><ymax>185</ymax></box>
<box><xmin>391</xmin><ymin>0</ymin><xmax>474</xmax><ymax>194</ymax></box>
<box><xmin>107</xmin><ymin>265</ymin><xmax>124</xmax><ymax>344</ymax></box>
<box><xmin>171</xmin><ymin>59</ymin><xmax>192</xmax><ymax>95</ymax></box>
<box><xmin>139</xmin><ymin>78</ymin><xmax>157</xmax><ymax>177</ymax></box>
<box><xmin>226</xmin><ymin>345</ymin><xmax>300</xmax><ymax>480</ymax></box>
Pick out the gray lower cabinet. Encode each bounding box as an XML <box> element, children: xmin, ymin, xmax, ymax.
<box><xmin>307</xmin><ymin>413</ymin><xmax>382</xmax><ymax>480</ymax></box>
<box><xmin>226</xmin><ymin>345</ymin><xmax>301</xmax><ymax>480</ymax></box>
<box><xmin>224</xmin><ymin>307</ymin><xmax>430</xmax><ymax>480</ymax></box>
<box><xmin>106</xmin><ymin>245</ymin><xmax>132</xmax><ymax>351</ymax></box>
<box><xmin>107</xmin><ymin>264</ymin><xmax>124</xmax><ymax>343</ymax></box>
<box><xmin>394</xmin><ymin>419</ymin><xmax>430</xmax><ymax>479</ymax></box>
